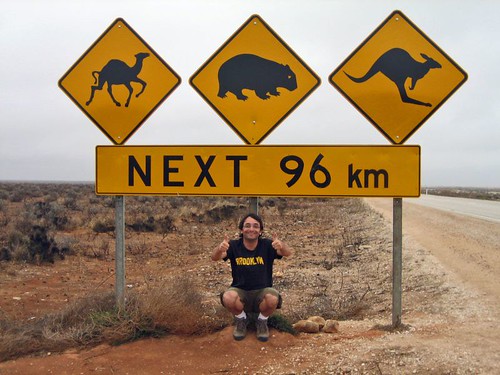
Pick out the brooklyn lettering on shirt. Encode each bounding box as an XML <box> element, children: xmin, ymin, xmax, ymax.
<box><xmin>235</xmin><ymin>256</ymin><xmax>265</xmax><ymax>266</ymax></box>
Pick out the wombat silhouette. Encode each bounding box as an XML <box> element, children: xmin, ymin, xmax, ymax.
<box><xmin>344</xmin><ymin>48</ymin><xmax>441</xmax><ymax>107</ymax></box>
<box><xmin>86</xmin><ymin>52</ymin><xmax>150</xmax><ymax>108</ymax></box>
<box><xmin>217</xmin><ymin>54</ymin><xmax>297</xmax><ymax>101</ymax></box>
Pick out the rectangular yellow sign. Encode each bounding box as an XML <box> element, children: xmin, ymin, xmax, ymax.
<box><xmin>96</xmin><ymin>145</ymin><xmax>420</xmax><ymax>197</ymax></box>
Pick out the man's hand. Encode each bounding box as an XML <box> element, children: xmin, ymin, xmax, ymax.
<box><xmin>220</xmin><ymin>234</ymin><xmax>230</xmax><ymax>252</ymax></box>
<box><xmin>272</xmin><ymin>233</ymin><xmax>283</xmax><ymax>251</ymax></box>
<box><xmin>272</xmin><ymin>233</ymin><xmax>292</xmax><ymax>257</ymax></box>
<box><xmin>211</xmin><ymin>234</ymin><xmax>229</xmax><ymax>261</ymax></box>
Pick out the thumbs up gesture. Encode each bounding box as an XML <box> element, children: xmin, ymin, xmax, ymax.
<box><xmin>220</xmin><ymin>234</ymin><xmax>230</xmax><ymax>252</ymax></box>
<box><xmin>212</xmin><ymin>234</ymin><xmax>230</xmax><ymax>261</ymax></box>
<box><xmin>272</xmin><ymin>233</ymin><xmax>283</xmax><ymax>252</ymax></box>
<box><xmin>272</xmin><ymin>233</ymin><xmax>291</xmax><ymax>256</ymax></box>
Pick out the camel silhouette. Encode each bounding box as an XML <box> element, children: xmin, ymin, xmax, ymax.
<box><xmin>344</xmin><ymin>48</ymin><xmax>441</xmax><ymax>107</ymax></box>
<box><xmin>86</xmin><ymin>52</ymin><xmax>150</xmax><ymax>107</ymax></box>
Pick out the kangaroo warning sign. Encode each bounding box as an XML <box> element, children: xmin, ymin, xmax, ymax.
<box><xmin>329</xmin><ymin>10</ymin><xmax>467</xmax><ymax>144</ymax></box>
<box><xmin>190</xmin><ymin>14</ymin><xmax>320</xmax><ymax>145</ymax></box>
<box><xmin>59</xmin><ymin>18</ymin><xmax>181</xmax><ymax>145</ymax></box>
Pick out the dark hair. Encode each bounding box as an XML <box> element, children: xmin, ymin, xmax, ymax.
<box><xmin>238</xmin><ymin>213</ymin><xmax>264</xmax><ymax>232</ymax></box>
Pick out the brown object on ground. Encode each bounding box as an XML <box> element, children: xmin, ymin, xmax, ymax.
<box><xmin>323</xmin><ymin>319</ymin><xmax>340</xmax><ymax>333</ymax></box>
<box><xmin>307</xmin><ymin>315</ymin><xmax>326</xmax><ymax>329</ymax></box>
<box><xmin>293</xmin><ymin>319</ymin><xmax>320</xmax><ymax>333</ymax></box>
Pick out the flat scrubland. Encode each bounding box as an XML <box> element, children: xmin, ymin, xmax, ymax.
<box><xmin>0</xmin><ymin>182</ymin><xmax>498</xmax><ymax>374</ymax></box>
<box><xmin>0</xmin><ymin>183</ymin><xmax>380</xmax><ymax>355</ymax></box>
<box><xmin>421</xmin><ymin>186</ymin><xmax>499</xmax><ymax>200</ymax></box>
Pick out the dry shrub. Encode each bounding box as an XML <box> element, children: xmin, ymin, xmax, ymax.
<box><xmin>139</xmin><ymin>276</ymin><xmax>227</xmax><ymax>335</ymax></box>
<box><xmin>0</xmin><ymin>324</ymin><xmax>49</xmax><ymax>362</ymax></box>
<box><xmin>0</xmin><ymin>294</ymin><xmax>115</xmax><ymax>361</ymax></box>
<box><xmin>92</xmin><ymin>219</ymin><xmax>115</xmax><ymax>234</ymax></box>
<box><xmin>126</xmin><ymin>238</ymin><xmax>149</xmax><ymax>256</ymax></box>
<box><xmin>0</xmin><ymin>276</ymin><xmax>227</xmax><ymax>362</ymax></box>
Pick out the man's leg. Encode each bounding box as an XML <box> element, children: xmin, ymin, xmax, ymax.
<box><xmin>221</xmin><ymin>289</ymin><xmax>245</xmax><ymax>315</ymax></box>
<box><xmin>258</xmin><ymin>293</ymin><xmax>279</xmax><ymax>317</ymax></box>
<box><xmin>256</xmin><ymin>289</ymin><xmax>280</xmax><ymax>342</ymax></box>
<box><xmin>222</xmin><ymin>288</ymin><xmax>248</xmax><ymax>341</ymax></box>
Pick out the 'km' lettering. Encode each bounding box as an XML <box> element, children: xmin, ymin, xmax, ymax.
<box><xmin>128</xmin><ymin>155</ymin><xmax>248</xmax><ymax>188</ymax></box>
<box><xmin>348</xmin><ymin>164</ymin><xmax>389</xmax><ymax>188</ymax></box>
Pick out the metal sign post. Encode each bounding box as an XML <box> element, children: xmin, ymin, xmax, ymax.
<box><xmin>115</xmin><ymin>195</ymin><xmax>126</xmax><ymax>308</ymax></box>
<box><xmin>249</xmin><ymin>197</ymin><xmax>259</xmax><ymax>215</ymax></box>
<box><xmin>392</xmin><ymin>198</ymin><xmax>403</xmax><ymax>327</ymax></box>
<box><xmin>59</xmin><ymin>18</ymin><xmax>180</xmax><ymax>308</ymax></box>
<box><xmin>330</xmin><ymin>10</ymin><xmax>467</xmax><ymax>328</ymax></box>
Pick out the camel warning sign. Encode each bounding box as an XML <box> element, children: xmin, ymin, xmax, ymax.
<box><xmin>59</xmin><ymin>18</ymin><xmax>181</xmax><ymax>145</ymax></box>
<box><xmin>329</xmin><ymin>10</ymin><xmax>467</xmax><ymax>144</ymax></box>
<box><xmin>190</xmin><ymin>14</ymin><xmax>320</xmax><ymax>145</ymax></box>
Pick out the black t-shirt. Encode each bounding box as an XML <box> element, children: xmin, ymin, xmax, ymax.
<box><xmin>224</xmin><ymin>237</ymin><xmax>282</xmax><ymax>291</ymax></box>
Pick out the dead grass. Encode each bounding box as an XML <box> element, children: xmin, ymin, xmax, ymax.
<box><xmin>0</xmin><ymin>183</ymin><xmax>414</xmax><ymax>362</ymax></box>
<box><xmin>0</xmin><ymin>275</ymin><xmax>228</xmax><ymax>362</ymax></box>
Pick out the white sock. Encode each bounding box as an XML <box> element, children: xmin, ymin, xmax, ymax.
<box><xmin>235</xmin><ymin>311</ymin><xmax>247</xmax><ymax>319</ymax></box>
<box><xmin>258</xmin><ymin>313</ymin><xmax>268</xmax><ymax>320</ymax></box>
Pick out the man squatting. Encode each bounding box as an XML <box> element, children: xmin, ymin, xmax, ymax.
<box><xmin>211</xmin><ymin>213</ymin><xmax>292</xmax><ymax>342</ymax></box>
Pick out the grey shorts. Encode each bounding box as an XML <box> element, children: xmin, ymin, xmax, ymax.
<box><xmin>220</xmin><ymin>287</ymin><xmax>282</xmax><ymax>313</ymax></box>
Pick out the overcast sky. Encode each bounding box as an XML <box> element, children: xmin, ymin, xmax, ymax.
<box><xmin>1</xmin><ymin>0</ymin><xmax>499</xmax><ymax>187</ymax></box>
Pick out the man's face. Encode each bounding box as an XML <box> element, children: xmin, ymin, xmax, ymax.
<box><xmin>241</xmin><ymin>217</ymin><xmax>262</xmax><ymax>241</ymax></box>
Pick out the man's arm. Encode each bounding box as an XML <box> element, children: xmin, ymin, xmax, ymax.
<box><xmin>211</xmin><ymin>234</ymin><xmax>229</xmax><ymax>261</ymax></box>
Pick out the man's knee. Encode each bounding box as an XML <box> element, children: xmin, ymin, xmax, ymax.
<box><xmin>221</xmin><ymin>290</ymin><xmax>236</xmax><ymax>306</ymax></box>
<box><xmin>221</xmin><ymin>290</ymin><xmax>244</xmax><ymax>311</ymax></box>
<box><xmin>261</xmin><ymin>293</ymin><xmax>279</xmax><ymax>310</ymax></box>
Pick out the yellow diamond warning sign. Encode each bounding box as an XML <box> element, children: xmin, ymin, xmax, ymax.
<box><xmin>329</xmin><ymin>10</ymin><xmax>467</xmax><ymax>144</ymax></box>
<box><xmin>59</xmin><ymin>18</ymin><xmax>181</xmax><ymax>145</ymax></box>
<box><xmin>190</xmin><ymin>14</ymin><xmax>320</xmax><ymax>145</ymax></box>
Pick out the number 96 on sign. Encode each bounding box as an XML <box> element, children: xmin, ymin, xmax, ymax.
<box><xmin>96</xmin><ymin>145</ymin><xmax>420</xmax><ymax>197</ymax></box>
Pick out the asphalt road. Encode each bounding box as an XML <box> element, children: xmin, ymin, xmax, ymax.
<box><xmin>405</xmin><ymin>194</ymin><xmax>500</xmax><ymax>223</ymax></box>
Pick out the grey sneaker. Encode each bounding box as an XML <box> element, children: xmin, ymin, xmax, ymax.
<box><xmin>233</xmin><ymin>317</ymin><xmax>248</xmax><ymax>341</ymax></box>
<box><xmin>256</xmin><ymin>318</ymin><xmax>269</xmax><ymax>342</ymax></box>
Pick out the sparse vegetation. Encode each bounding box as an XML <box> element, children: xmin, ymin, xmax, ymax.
<box><xmin>0</xmin><ymin>182</ymin><xmax>495</xmax><ymax>363</ymax></box>
<box><xmin>0</xmin><ymin>275</ymin><xmax>228</xmax><ymax>361</ymax></box>
<box><xmin>422</xmin><ymin>186</ymin><xmax>500</xmax><ymax>201</ymax></box>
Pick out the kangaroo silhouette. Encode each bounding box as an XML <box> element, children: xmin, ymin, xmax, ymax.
<box><xmin>86</xmin><ymin>52</ymin><xmax>150</xmax><ymax>107</ymax></box>
<box><xmin>344</xmin><ymin>48</ymin><xmax>441</xmax><ymax>107</ymax></box>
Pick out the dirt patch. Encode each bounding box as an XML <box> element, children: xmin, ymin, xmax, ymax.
<box><xmin>0</xmin><ymin>191</ymin><xmax>499</xmax><ymax>374</ymax></box>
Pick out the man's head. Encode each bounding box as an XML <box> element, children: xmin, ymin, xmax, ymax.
<box><xmin>238</xmin><ymin>213</ymin><xmax>264</xmax><ymax>238</ymax></box>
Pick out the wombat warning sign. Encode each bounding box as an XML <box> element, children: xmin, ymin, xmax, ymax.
<box><xmin>190</xmin><ymin>14</ymin><xmax>320</xmax><ymax>145</ymax></box>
